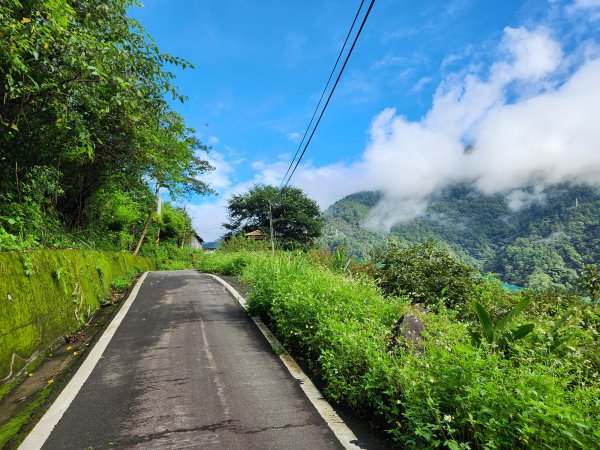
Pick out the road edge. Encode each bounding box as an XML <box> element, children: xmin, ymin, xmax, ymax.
<box><xmin>18</xmin><ymin>272</ymin><xmax>149</xmax><ymax>450</ymax></box>
<box><xmin>206</xmin><ymin>273</ymin><xmax>362</xmax><ymax>450</ymax></box>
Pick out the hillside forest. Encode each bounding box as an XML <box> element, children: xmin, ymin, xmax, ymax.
<box><xmin>318</xmin><ymin>184</ymin><xmax>600</xmax><ymax>290</ymax></box>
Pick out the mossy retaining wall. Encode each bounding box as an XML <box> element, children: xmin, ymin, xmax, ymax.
<box><xmin>0</xmin><ymin>250</ymin><xmax>155</xmax><ymax>385</ymax></box>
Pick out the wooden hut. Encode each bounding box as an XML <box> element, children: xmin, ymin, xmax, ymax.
<box><xmin>245</xmin><ymin>230</ymin><xmax>267</xmax><ymax>241</ymax></box>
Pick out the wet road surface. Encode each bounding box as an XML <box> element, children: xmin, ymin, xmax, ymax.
<box><xmin>32</xmin><ymin>271</ymin><xmax>342</xmax><ymax>450</ymax></box>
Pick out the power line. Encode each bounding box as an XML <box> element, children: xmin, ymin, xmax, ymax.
<box><xmin>279</xmin><ymin>0</ymin><xmax>366</xmax><ymax>187</ymax></box>
<box><xmin>282</xmin><ymin>0</ymin><xmax>376</xmax><ymax>187</ymax></box>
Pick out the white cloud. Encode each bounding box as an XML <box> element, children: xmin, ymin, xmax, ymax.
<box><xmin>296</xmin><ymin>25</ymin><xmax>600</xmax><ymax>231</ymax></box>
<box><xmin>285</xmin><ymin>131</ymin><xmax>302</xmax><ymax>143</ymax></box>
<box><xmin>251</xmin><ymin>161</ymin><xmax>266</xmax><ymax>170</ymax></box>
<box><xmin>188</xmin><ymin>201</ymin><xmax>229</xmax><ymax>242</ymax></box>
<box><xmin>505</xmin><ymin>188</ymin><xmax>547</xmax><ymax>211</ymax></box>
<box><xmin>412</xmin><ymin>76</ymin><xmax>433</xmax><ymax>92</ymax></box>
<box><xmin>286</xmin><ymin>132</ymin><xmax>302</xmax><ymax>142</ymax></box>
<box><xmin>425</xmin><ymin>27</ymin><xmax>563</xmax><ymax>141</ymax></box>
<box><xmin>189</xmin><ymin>18</ymin><xmax>600</xmax><ymax>238</ymax></box>
<box><xmin>468</xmin><ymin>58</ymin><xmax>600</xmax><ymax>193</ymax></box>
<box><xmin>358</xmin><ymin>26</ymin><xmax>599</xmax><ymax>230</ymax></box>
<box><xmin>198</xmin><ymin>150</ymin><xmax>235</xmax><ymax>191</ymax></box>
<box><xmin>284</xmin><ymin>160</ymin><xmax>369</xmax><ymax>208</ymax></box>
<box><xmin>572</xmin><ymin>0</ymin><xmax>600</xmax><ymax>9</ymax></box>
<box><xmin>497</xmin><ymin>26</ymin><xmax>562</xmax><ymax>81</ymax></box>
<box><xmin>568</xmin><ymin>0</ymin><xmax>600</xmax><ymax>19</ymax></box>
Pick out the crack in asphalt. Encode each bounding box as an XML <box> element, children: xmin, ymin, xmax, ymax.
<box><xmin>115</xmin><ymin>420</ymin><xmax>315</xmax><ymax>445</ymax></box>
<box><xmin>114</xmin><ymin>420</ymin><xmax>235</xmax><ymax>445</ymax></box>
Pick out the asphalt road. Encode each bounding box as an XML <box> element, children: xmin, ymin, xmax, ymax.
<box><xmin>35</xmin><ymin>271</ymin><xmax>343</xmax><ymax>449</ymax></box>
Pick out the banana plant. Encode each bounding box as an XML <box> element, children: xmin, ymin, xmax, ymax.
<box><xmin>471</xmin><ymin>296</ymin><xmax>534</xmax><ymax>350</ymax></box>
<box><xmin>331</xmin><ymin>245</ymin><xmax>353</xmax><ymax>273</ymax></box>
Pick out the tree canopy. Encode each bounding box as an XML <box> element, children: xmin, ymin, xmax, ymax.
<box><xmin>0</xmin><ymin>0</ymin><xmax>213</xmax><ymax>251</ymax></box>
<box><xmin>223</xmin><ymin>184</ymin><xmax>324</xmax><ymax>247</ymax></box>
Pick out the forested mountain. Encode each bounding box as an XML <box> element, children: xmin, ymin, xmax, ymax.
<box><xmin>318</xmin><ymin>184</ymin><xmax>600</xmax><ymax>289</ymax></box>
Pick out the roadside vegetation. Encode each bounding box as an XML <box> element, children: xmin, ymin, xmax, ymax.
<box><xmin>0</xmin><ymin>0</ymin><xmax>213</xmax><ymax>255</ymax></box>
<box><xmin>1</xmin><ymin>2</ymin><xmax>598</xmax><ymax>448</ymax></box>
<box><xmin>195</xmin><ymin>245</ymin><xmax>599</xmax><ymax>449</ymax></box>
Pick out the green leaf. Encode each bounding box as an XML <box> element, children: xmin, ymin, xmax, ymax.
<box><xmin>473</xmin><ymin>302</ymin><xmax>494</xmax><ymax>344</ymax></box>
<box><xmin>469</xmin><ymin>329</ymin><xmax>482</xmax><ymax>346</ymax></box>
<box><xmin>496</xmin><ymin>295</ymin><xmax>531</xmax><ymax>332</ymax></box>
<box><xmin>505</xmin><ymin>323</ymin><xmax>534</xmax><ymax>342</ymax></box>
<box><xmin>446</xmin><ymin>440</ymin><xmax>460</xmax><ymax>450</ymax></box>
<box><xmin>550</xmin><ymin>313</ymin><xmax>569</xmax><ymax>335</ymax></box>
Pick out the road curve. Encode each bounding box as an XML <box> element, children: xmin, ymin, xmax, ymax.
<box><xmin>26</xmin><ymin>270</ymin><xmax>343</xmax><ymax>450</ymax></box>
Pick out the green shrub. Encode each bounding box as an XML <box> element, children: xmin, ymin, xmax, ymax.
<box><xmin>140</xmin><ymin>243</ymin><xmax>203</xmax><ymax>270</ymax></box>
<box><xmin>577</xmin><ymin>264</ymin><xmax>600</xmax><ymax>300</ymax></box>
<box><xmin>470</xmin><ymin>296</ymin><xmax>535</xmax><ymax>351</ymax></box>
<box><xmin>110</xmin><ymin>275</ymin><xmax>133</xmax><ymax>291</ymax></box>
<box><xmin>384</xmin><ymin>318</ymin><xmax>596</xmax><ymax>448</ymax></box>
<box><xmin>219</xmin><ymin>234</ymin><xmax>269</xmax><ymax>252</ymax></box>
<box><xmin>195</xmin><ymin>250</ymin><xmax>257</xmax><ymax>276</ymax></box>
<box><xmin>375</xmin><ymin>241</ymin><xmax>479</xmax><ymax>313</ymax></box>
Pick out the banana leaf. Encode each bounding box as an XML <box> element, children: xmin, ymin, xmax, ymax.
<box><xmin>473</xmin><ymin>302</ymin><xmax>494</xmax><ymax>344</ymax></box>
<box><xmin>496</xmin><ymin>296</ymin><xmax>531</xmax><ymax>333</ymax></box>
<box><xmin>505</xmin><ymin>323</ymin><xmax>534</xmax><ymax>342</ymax></box>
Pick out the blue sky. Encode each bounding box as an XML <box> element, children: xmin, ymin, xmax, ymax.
<box><xmin>131</xmin><ymin>1</ymin><xmax>600</xmax><ymax>240</ymax></box>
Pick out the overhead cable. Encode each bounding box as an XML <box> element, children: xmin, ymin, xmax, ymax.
<box><xmin>283</xmin><ymin>0</ymin><xmax>376</xmax><ymax>187</ymax></box>
<box><xmin>279</xmin><ymin>0</ymin><xmax>366</xmax><ymax>187</ymax></box>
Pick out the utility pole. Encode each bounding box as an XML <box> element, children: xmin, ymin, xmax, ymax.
<box><xmin>269</xmin><ymin>200</ymin><xmax>275</xmax><ymax>253</ymax></box>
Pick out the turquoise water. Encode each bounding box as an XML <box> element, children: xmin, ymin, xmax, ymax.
<box><xmin>500</xmin><ymin>282</ymin><xmax>524</xmax><ymax>293</ymax></box>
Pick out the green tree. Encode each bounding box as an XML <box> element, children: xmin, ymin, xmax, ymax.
<box><xmin>577</xmin><ymin>265</ymin><xmax>600</xmax><ymax>300</ymax></box>
<box><xmin>375</xmin><ymin>241</ymin><xmax>479</xmax><ymax>311</ymax></box>
<box><xmin>223</xmin><ymin>184</ymin><xmax>323</xmax><ymax>247</ymax></box>
<box><xmin>0</xmin><ymin>0</ymin><xmax>214</xmax><ymax>251</ymax></box>
<box><xmin>159</xmin><ymin>203</ymin><xmax>194</xmax><ymax>248</ymax></box>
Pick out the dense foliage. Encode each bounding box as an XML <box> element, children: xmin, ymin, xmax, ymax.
<box><xmin>196</xmin><ymin>248</ymin><xmax>600</xmax><ymax>449</ymax></box>
<box><xmin>376</xmin><ymin>241</ymin><xmax>479</xmax><ymax>312</ymax></box>
<box><xmin>223</xmin><ymin>184</ymin><xmax>324</xmax><ymax>247</ymax></box>
<box><xmin>318</xmin><ymin>184</ymin><xmax>600</xmax><ymax>289</ymax></box>
<box><xmin>0</xmin><ymin>0</ymin><xmax>212</xmax><ymax>252</ymax></box>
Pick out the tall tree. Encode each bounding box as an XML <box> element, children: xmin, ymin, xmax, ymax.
<box><xmin>223</xmin><ymin>184</ymin><xmax>324</xmax><ymax>247</ymax></box>
<box><xmin>0</xmin><ymin>0</ymin><xmax>214</xmax><ymax>250</ymax></box>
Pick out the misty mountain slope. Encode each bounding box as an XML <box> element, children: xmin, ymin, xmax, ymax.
<box><xmin>317</xmin><ymin>184</ymin><xmax>600</xmax><ymax>288</ymax></box>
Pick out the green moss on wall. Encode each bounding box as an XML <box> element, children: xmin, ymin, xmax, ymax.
<box><xmin>0</xmin><ymin>250</ymin><xmax>155</xmax><ymax>385</ymax></box>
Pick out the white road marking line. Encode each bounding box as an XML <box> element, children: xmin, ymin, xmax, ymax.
<box><xmin>19</xmin><ymin>272</ymin><xmax>150</xmax><ymax>450</ymax></box>
<box><xmin>206</xmin><ymin>274</ymin><xmax>362</xmax><ymax>450</ymax></box>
